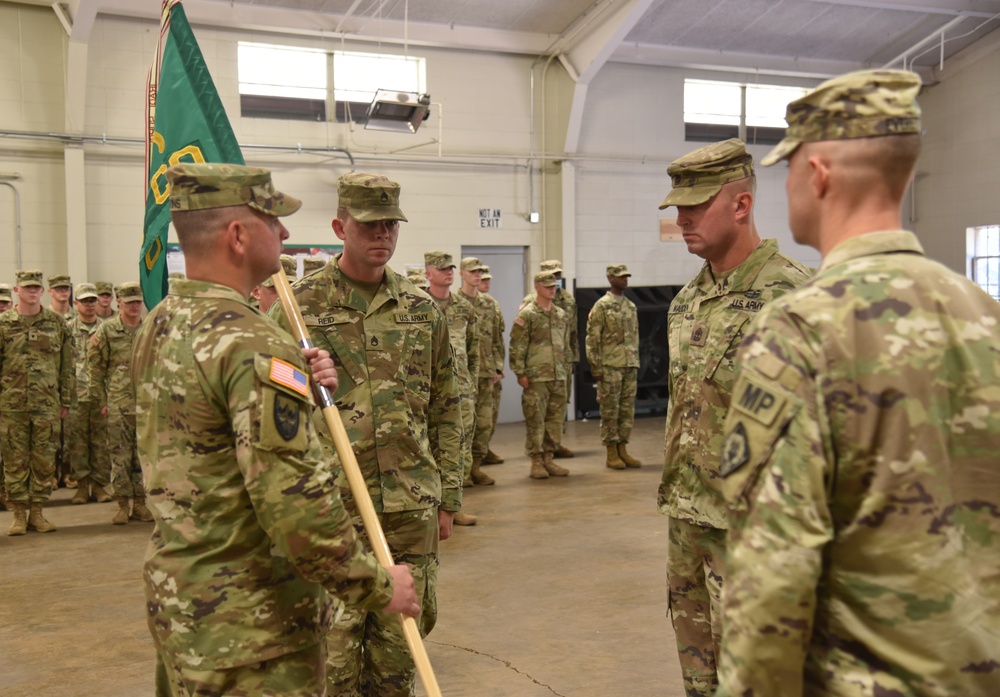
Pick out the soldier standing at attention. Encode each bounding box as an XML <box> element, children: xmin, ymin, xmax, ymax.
<box><xmin>510</xmin><ymin>271</ymin><xmax>574</xmax><ymax>479</ymax></box>
<box><xmin>585</xmin><ymin>264</ymin><xmax>641</xmax><ymax>470</ymax></box>
<box><xmin>0</xmin><ymin>284</ymin><xmax>13</xmax><ymax>313</ymax></box>
<box><xmin>477</xmin><ymin>268</ymin><xmax>506</xmax><ymax>466</ymax></box>
<box><xmin>132</xmin><ymin>162</ymin><xmax>418</xmax><ymax>696</ymax></box>
<box><xmin>425</xmin><ymin>250</ymin><xmax>483</xmax><ymax>509</ymax></box>
<box><xmin>460</xmin><ymin>257</ymin><xmax>504</xmax><ymax>479</ymax></box>
<box><xmin>657</xmin><ymin>138</ymin><xmax>812</xmax><ymax>697</ymax></box>
<box><xmin>716</xmin><ymin>70</ymin><xmax>1000</xmax><ymax>697</ymax></box>
<box><xmin>89</xmin><ymin>282</ymin><xmax>151</xmax><ymax>525</ymax></box>
<box><xmin>251</xmin><ymin>253</ymin><xmax>296</xmax><ymax>313</ymax></box>
<box><xmin>47</xmin><ymin>274</ymin><xmax>75</xmax><ymax>321</ymax></box>
<box><xmin>67</xmin><ymin>283</ymin><xmax>111</xmax><ymax>505</ymax></box>
<box><xmin>270</xmin><ymin>173</ymin><xmax>462</xmax><ymax>697</ymax></box>
<box><xmin>0</xmin><ymin>270</ymin><xmax>74</xmax><ymax>536</ymax></box>
<box><xmin>93</xmin><ymin>281</ymin><xmax>115</xmax><ymax>319</ymax></box>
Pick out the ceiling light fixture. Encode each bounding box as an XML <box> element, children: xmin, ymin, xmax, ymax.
<box><xmin>364</xmin><ymin>89</ymin><xmax>431</xmax><ymax>133</ymax></box>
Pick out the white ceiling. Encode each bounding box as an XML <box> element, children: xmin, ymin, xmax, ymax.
<box><xmin>46</xmin><ymin>0</ymin><xmax>1000</xmax><ymax>80</ymax></box>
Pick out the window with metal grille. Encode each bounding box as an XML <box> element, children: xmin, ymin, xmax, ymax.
<box><xmin>968</xmin><ymin>225</ymin><xmax>1000</xmax><ymax>300</ymax></box>
<box><xmin>683</xmin><ymin>79</ymin><xmax>810</xmax><ymax>144</ymax></box>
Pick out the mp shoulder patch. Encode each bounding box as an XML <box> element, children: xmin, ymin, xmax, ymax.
<box><xmin>731</xmin><ymin>374</ymin><xmax>785</xmax><ymax>426</ymax></box>
<box><xmin>720</xmin><ymin>422</ymin><xmax>750</xmax><ymax>477</ymax></box>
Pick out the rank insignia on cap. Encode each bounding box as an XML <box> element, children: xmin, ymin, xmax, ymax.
<box><xmin>269</xmin><ymin>357</ymin><xmax>309</xmax><ymax>398</ymax></box>
<box><xmin>273</xmin><ymin>393</ymin><xmax>300</xmax><ymax>441</ymax></box>
<box><xmin>721</xmin><ymin>422</ymin><xmax>750</xmax><ymax>477</ymax></box>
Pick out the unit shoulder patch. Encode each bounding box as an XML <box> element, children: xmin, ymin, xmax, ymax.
<box><xmin>273</xmin><ymin>393</ymin><xmax>300</xmax><ymax>441</ymax></box>
<box><xmin>720</xmin><ymin>422</ymin><xmax>750</xmax><ymax>477</ymax></box>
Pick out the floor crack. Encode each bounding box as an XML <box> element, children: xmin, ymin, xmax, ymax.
<box><xmin>426</xmin><ymin>640</ymin><xmax>570</xmax><ymax>697</ymax></box>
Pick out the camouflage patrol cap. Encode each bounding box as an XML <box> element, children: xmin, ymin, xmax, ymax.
<box><xmin>534</xmin><ymin>271</ymin><xmax>559</xmax><ymax>287</ymax></box>
<box><xmin>48</xmin><ymin>274</ymin><xmax>72</xmax><ymax>288</ymax></box>
<box><xmin>460</xmin><ymin>256</ymin><xmax>487</xmax><ymax>272</ymax></box>
<box><xmin>540</xmin><ymin>260</ymin><xmax>563</xmax><ymax>274</ymax></box>
<box><xmin>606</xmin><ymin>264</ymin><xmax>631</xmax><ymax>277</ymax></box>
<box><xmin>74</xmin><ymin>283</ymin><xmax>98</xmax><ymax>300</ymax></box>
<box><xmin>337</xmin><ymin>172</ymin><xmax>408</xmax><ymax>223</ymax></box>
<box><xmin>15</xmin><ymin>270</ymin><xmax>43</xmax><ymax>287</ymax></box>
<box><xmin>406</xmin><ymin>269</ymin><xmax>430</xmax><ymax>289</ymax></box>
<box><xmin>761</xmin><ymin>69</ymin><xmax>923</xmax><ymax>167</ymax></box>
<box><xmin>261</xmin><ymin>254</ymin><xmax>297</xmax><ymax>288</ymax></box>
<box><xmin>168</xmin><ymin>272</ymin><xmax>185</xmax><ymax>280</ymax></box>
<box><xmin>166</xmin><ymin>163</ymin><xmax>301</xmax><ymax>217</ymax></box>
<box><xmin>425</xmin><ymin>251</ymin><xmax>456</xmax><ymax>270</ymax></box>
<box><xmin>659</xmin><ymin>138</ymin><xmax>754</xmax><ymax>208</ymax></box>
<box><xmin>481</xmin><ymin>266</ymin><xmax>492</xmax><ymax>280</ymax></box>
<box><xmin>94</xmin><ymin>281</ymin><xmax>113</xmax><ymax>295</ymax></box>
<box><xmin>115</xmin><ymin>282</ymin><xmax>143</xmax><ymax>302</ymax></box>
<box><xmin>0</xmin><ymin>283</ymin><xmax>12</xmax><ymax>301</ymax></box>
<box><xmin>302</xmin><ymin>257</ymin><xmax>326</xmax><ymax>275</ymax></box>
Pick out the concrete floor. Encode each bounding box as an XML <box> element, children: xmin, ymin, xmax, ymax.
<box><xmin>0</xmin><ymin>416</ymin><xmax>684</xmax><ymax>697</ymax></box>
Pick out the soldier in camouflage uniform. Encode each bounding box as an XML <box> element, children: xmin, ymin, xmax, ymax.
<box><xmin>510</xmin><ymin>271</ymin><xmax>574</xmax><ymax>479</ymax></box>
<box><xmin>459</xmin><ymin>257</ymin><xmax>504</xmax><ymax>479</ymax></box>
<box><xmin>478</xmin><ymin>268</ymin><xmax>506</xmax><ymax>465</ymax></box>
<box><xmin>48</xmin><ymin>273</ymin><xmax>76</xmax><ymax>487</ymax></box>
<box><xmin>523</xmin><ymin>260</ymin><xmax>578</xmax><ymax>458</ymax></box>
<box><xmin>67</xmin><ymin>283</ymin><xmax>111</xmax><ymax>505</ymax></box>
<box><xmin>270</xmin><ymin>172</ymin><xmax>462</xmax><ymax>697</ymax></box>
<box><xmin>89</xmin><ymin>282</ymin><xmax>150</xmax><ymax>525</ymax></box>
<box><xmin>716</xmin><ymin>70</ymin><xmax>1000</xmax><ymax>697</ymax></box>
<box><xmin>0</xmin><ymin>270</ymin><xmax>74</xmax><ymax>535</ymax></box>
<box><xmin>0</xmin><ymin>284</ymin><xmax>12</xmax><ymax>314</ymax></box>
<box><xmin>252</xmin><ymin>253</ymin><xmax>297</xmax><ymax>313</ymax></box>
<box><xmin>133</xmin><ymin>162</ymin><xmax>418</xmax><ymax>696</ymax></box>
<box><xmin>585</xmin><ymin>264</ymin><xmax>641</xmax><ymax>470</ymax></box>
<box><xmin>656</xmin><ymin>138</ymin><xmax>813</xmax><ymax>697</ymax></box>
<box><xmin>93</xmin><ymin>281</ymin><xmax>115</xmax><ymax>319</ymax></box>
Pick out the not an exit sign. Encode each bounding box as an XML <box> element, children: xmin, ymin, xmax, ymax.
<box><xmin>479</xmin><ymin>208</ymin><xmax>501</xmax><ymax>229</ymax></box>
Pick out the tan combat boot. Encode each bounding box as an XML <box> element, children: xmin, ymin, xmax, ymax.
<box><xmin>529</xmin><ymin>453</ymin><xmax>549</xmax><ymax>479</ymax></box>
<box><xmin>617</xmin><ymin>443</ymin><xmax>642</xmax><ymax>468</ymax></box>
<box><xmin>553</xmin><ymin>444</ymin><xmax>575</xmax><ymax>458</ymax></box>
<box><xmin>7</xmin><ymin>502</ymin><xmax>27</xmax><ymax>536</ymax></box>
<box><xmin>483</xmin><ymin>449</ymin><xmax>504</xmax><ymax>465</ymax></box>
<box><xmin>112</xmin><ymin>497</ymin><xmax>130</xmax><ymax>525</ymax></box>
<box><xmin>606</xmin><ymin>444</ymin><xmax>626</xmax><ymax>470</ymax></box>
<box><xmin>131</xmin><ymin>497</ymin><xmax>155</xmax><ymax>522</ymax></box>
<box><xmin>542</xmin><ymin>451</ymin><xmax>569</xmax><ymax>477</ymax></box>
<box><xmin>470</xmin><ymin>458</ymin><xmax>495</xmax><ymax>486</ymax></box>
<box><xmin>453</xmin><ymin>511</ymin><xmax>478</xmax><ymax>526</ymax></box>
<box><xmin>91</xmin><ymin>481</ymin><xmax>113</xmax><ymax>503</ymax></box>
<box><xmin>27</xmin><ymin>503</ymin><xmax>57</xmax><ymax>533</ymax></box>
<box><xmin>71</xmin><ymin>476</ymin><xmax>91</xmax><ymax>505</ymax></box>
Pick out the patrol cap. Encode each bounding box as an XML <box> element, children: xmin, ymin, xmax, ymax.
<box><xmin>606</xmin><ymin>264</ymin><xmax>631</xmax><ymax>277</ymax></box>
<box><xmin>761</xmin><ymin>69</ymin><xmax>923</xmax><ymax>166</ymax></box>
<box><xmin>0</xmin><ymin>283</ymin><xmax>12</xmax><ymax>301</ymax></box>
<box><xmin>75</xmin><ymin>283</ymin><xmax>98</xmax><ymax>300</ymax></box>
<box><xmin>481</xmin><ymin>265</ymin><xmax>492</xmax><ymax>280</ymax></box>
<box><xmin>115</xmin><ymin>282</ymin><xmax>143</xmax><ymax>302</ymax></box>
<box><xmin>534</xmin><ymin>271</ymin><xmax>559</xmax><ymax>287</ymax></box>
<box><xmin>460</xmin><ymin>256</ymin><xmax>487</xmax><ymax>272</ymax></box>
<box><xmin>659</xmin><ymin>138</ymin><xmax>754</xmax><ymax>209</ymax></box>
<box><xmin>48</xmin><ymin>274</ymin><xmax>72</xmax><ymax>288</ymax></box>
<box><xmin>94</xmin><ymin>281</ymin><xmax>113</xmax><ymax>295</ymax></box>
<box><xmin>168</xmin><ymin>272</ymin><xmax>185</xmax><ymax>280</ymax></box>
<box><xmin>15</xmin><ymin>270</ymin><xmax>43</xmax><ymax>287</ymax></box>
<box><xmin>300</xmin><ymin>257</ymin><xmax>324</xmax><ymax>275</ymax></box>
<box><xmin>425</xmin><ymin>251</ymin><xmax>456</xmax><ymax>270</ymax></box>
<box><xmin>540</xmin><ymin>260</ymin><xmax>563</xmax><ymax>274</ymax></box>
<box><xmin>261</xmin><ymin>254</ymin><xmax>297</xmax><ymax>288</ymax></box>
<box><xmin>337</xmin><ymin>172</ymin><xmax>408</xmax><ymax>224</ymax></box>
<box><xmin>406</xmin><ymin>269</ymin><xmax>430</xmax><ymax>289</ymax></box>
<box><xmin>166</xmin><ymin>163</ymin><xmax>301</xmax><ymax>217</ymax></box>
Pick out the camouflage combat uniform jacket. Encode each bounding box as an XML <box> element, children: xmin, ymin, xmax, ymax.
<box><xmin>659</xmin><ymin>238</ymin><xmax>812</xmax><ymax>529</ymax></box>
<box><xmin>0</xmin><ymin>308</ymin><xmax>74</xmax><ymax>413</ymax></box>
<box><xmin>132</xmin><ymin>280</ymin><xmax>393</xmax><ymax>670</ymax></box>
<box><xmin>271</xmin><ymin>254</ymin><xmax>463</xmax><ymax>513</ymax></box>
<box><xmin>716</xmin><ymin>231</ymin><xmax>1000</xmax><ymax>696</ymax></box>
<box><xmin>509</xmin><ymin>299</ymin><xmax>573</xmax><ymax>382</ymax></box>
<box><xmin>523</xmin><ymin>287</ymin><xmax>579</xmax><ymax>364</ymax></box>
<box><xmin>461</xmin><ymin>291</ymin><xmax>501</xmax><ymax>380</ymax></box>
<box><xmin>585</xmin><ymin>291</ymin><xmax>640</xmax><ymax>376</ymax></box>
<box><xmin>436</xmin><ymin>291</ymin><xmax>479</xmax><ymax>391</ymax></box>
<box><xmin>88</xmin><ymin>315</ymin><xmax>140</xmax><ymax>415</ymax></box>
<box><xmin>481</xmin><ymin>293</ymin><xmax>506</xmax><ymax>375</ymax></box>
<box><xmin>68</xmin><ymin>315</ymin><xmax>103</xmax><ymax>402</ymax></box>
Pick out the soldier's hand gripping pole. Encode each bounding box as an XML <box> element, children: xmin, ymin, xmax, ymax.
<box><xmin>272</xmin><ymin>270</ymin><xmax>443</xmax><ymax>697</ymax></box>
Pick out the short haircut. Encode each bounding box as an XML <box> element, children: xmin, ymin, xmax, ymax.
<box><xmin>171</xmin><ymin>205</ymin><xmax>246</xmax><ymax>256</ymax></box>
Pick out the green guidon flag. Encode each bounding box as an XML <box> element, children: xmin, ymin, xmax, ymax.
<box><xmin>142</xmin><ymin>0</ymin><xmax>243</xmax><ymax>308</ymax></box>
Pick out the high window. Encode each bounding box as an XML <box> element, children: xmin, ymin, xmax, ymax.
<box><xmin>683</xmin><ymin>79</ymin><xmax>810</xmax><ymax>144</ymax></box>
<box><xmin>332</xmin><ymin>50</ymin><xmax>425</xmax><ymax>123</ymax></box>
<box><xmin>968</xmin><ymin>225</ymin><xmax>1000</xmax><ymax>300</ymax></box>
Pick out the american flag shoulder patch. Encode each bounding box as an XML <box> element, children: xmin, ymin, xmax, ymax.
<box><xmin>269</xmin><ymin>357</ymin><xmax>309</xmax><ymax>398</ymax></box>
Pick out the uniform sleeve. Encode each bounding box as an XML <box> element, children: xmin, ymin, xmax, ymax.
<box><xmin>508</xmin><ymin>310</ymin><xmax>528</xmax><ymax>377</ymax></box>
<box><xmin>466</xmin><ymin>305</ymin><xmax>480</xmax><ymax>383</ymax></box>
<box><xmin>563</xmin><ymin>310</ymin><xmax>575</xmax><ymax>367</ymax></box>
<box><xmin>428</xmin><ymin>310</ymin><xmax>464</xmax><ymax>511</ymax></box>
<box><xmin>492</xmin><ymin>305</ymin><xmax>505</xmax><ymax>372</ymax></box>
<box><xmin>59</xmin><ymin>320</ymin><xmax>75</xmax><ymax>406</ymax></box>
<box><xmin>566</xmin><ymin>294</ymin><xmax>580</xmax><ymax>364</ymax></box>
<box><xmin>235</xmin><ymin>350</ymin><xmax>394</xmax><ymax>611</ymax></box>
<box><xmin>715</xmin><ymin>312</ymin><xmax>835</xmax><ymax>697</ymax></box>
<box><xmin>87</xmin><ymin>328</ymin><xmax>109</xmax><ymax>407</ymax></box>
<box><xmin>585</xmin><ymin>301</ymin><xmax>604</xmax><ymax>377</ymax></box>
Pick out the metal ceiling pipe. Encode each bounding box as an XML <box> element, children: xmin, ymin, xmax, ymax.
<box><xmin>882</xmin><ymin>14</ymin><xmax>967</xmax><ymax>69</ymax></box>
<box><xmin>0</xmin><ymin>178</ymin><xmax>24</xmax><ymax>270</ymax></box>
